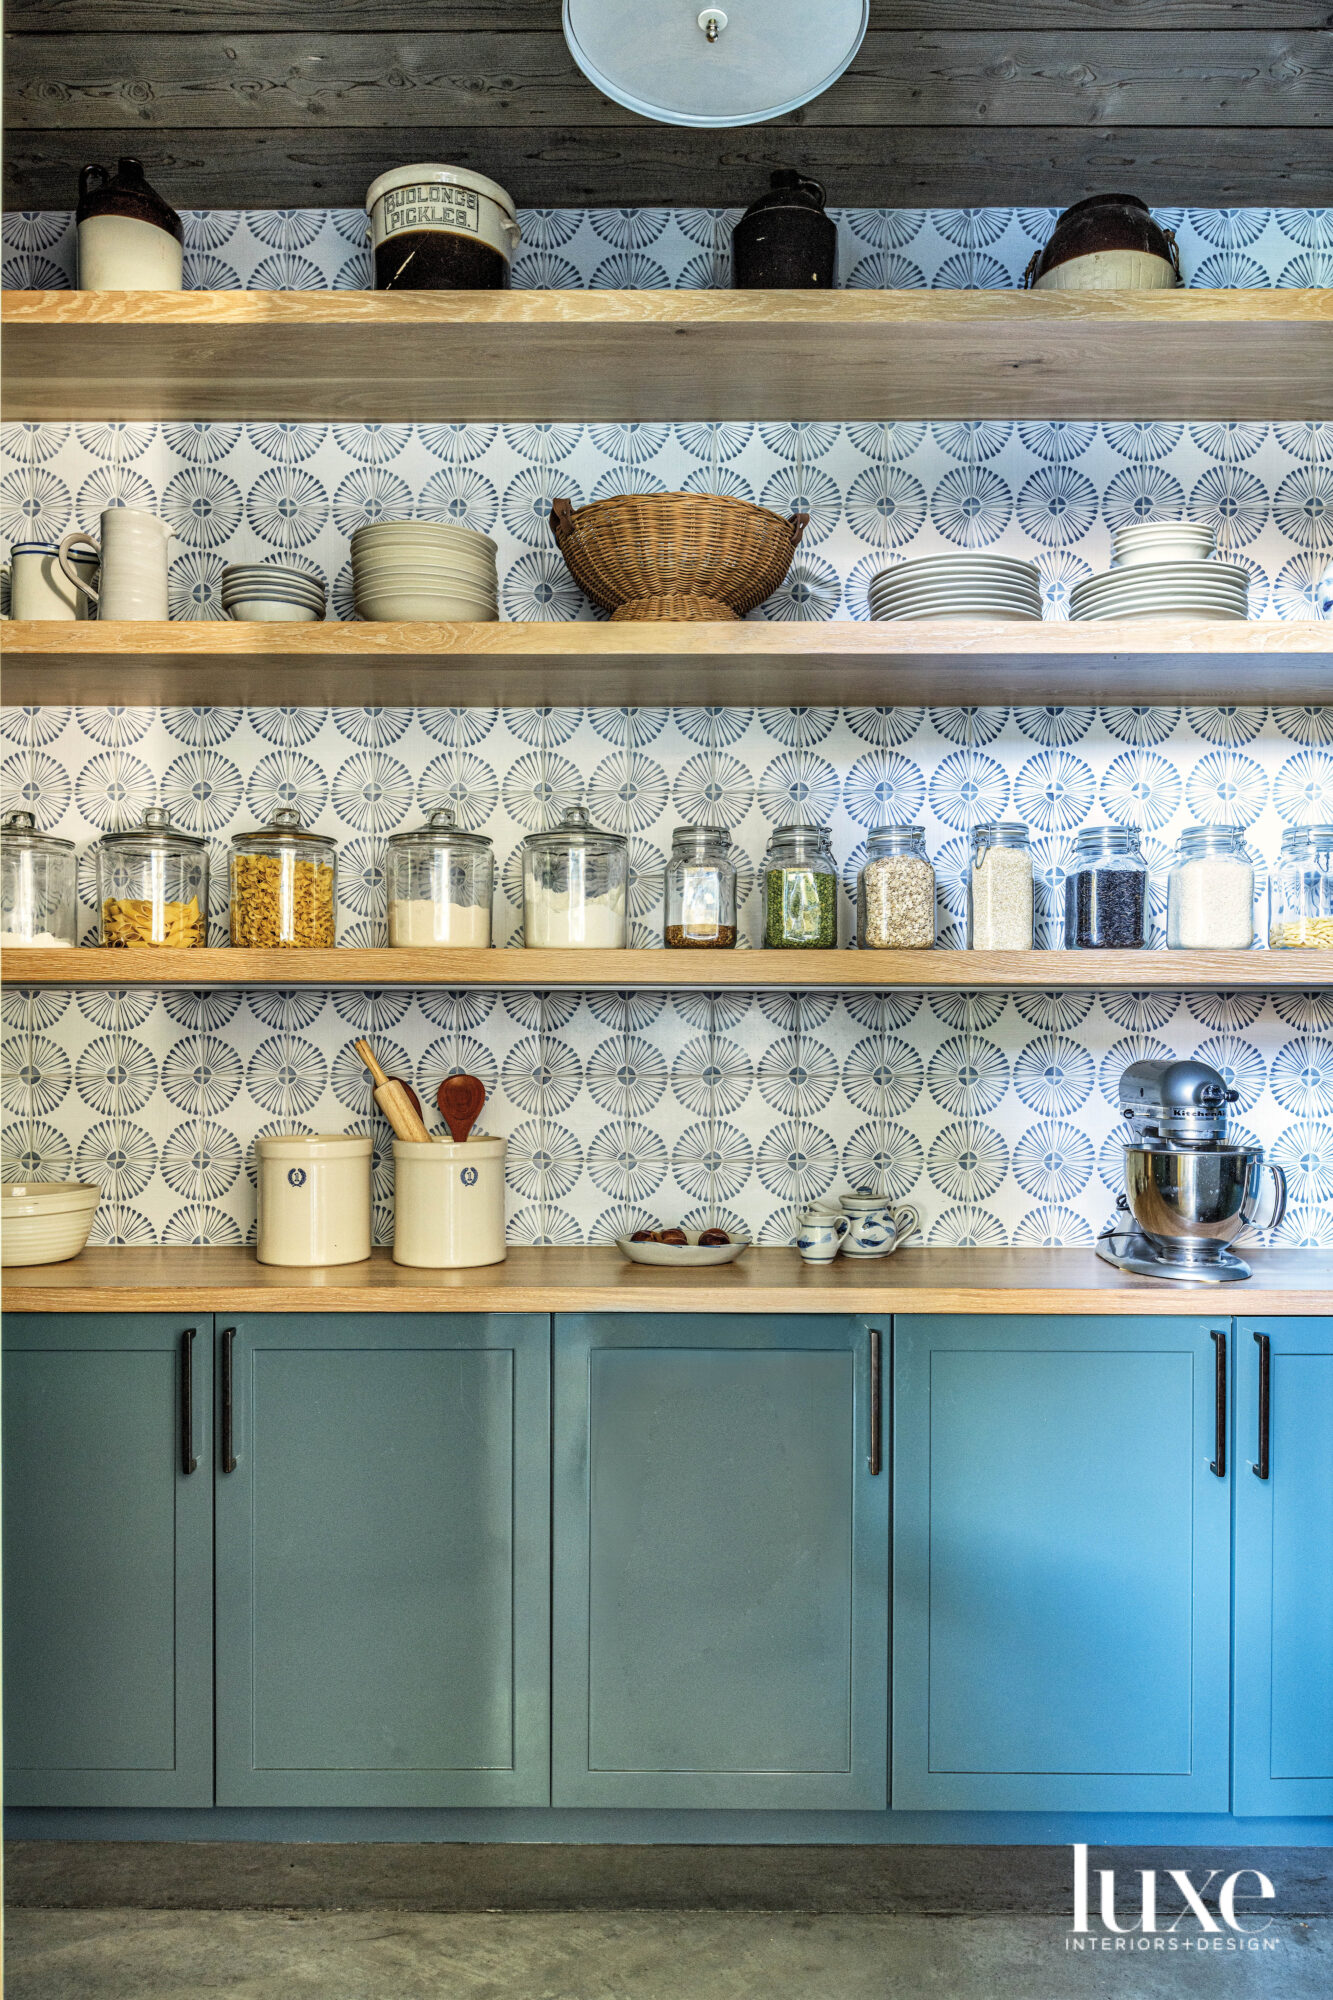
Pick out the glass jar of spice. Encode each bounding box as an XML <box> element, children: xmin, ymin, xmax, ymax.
<box><xmin>857</xmin><ymin>824</ymin><xmax>935</xmax><ymax>950</ymax></box>
<box><xmin>665</xmin><ymin>825</ymin><xmax>737</xmax><ymax>948</ymax></box>
<box><xmin>522</xmin><ymin>805</ymin><xmax>627</xmax><ymax>948</ymax></box>
<box><xmin>1269</xmin><ymin>824</ymin><xmax>1333</xmax><ymax>949</ymax></box>
<box><xmin>230</xmin><ymin>808</ymin><xmax>336</xmax><ymax>948</ymax></box>
<box><xmin>386</xmin><ymin>808</ymin><xmax>493</xmax><ymax>948</ymax></box>
<box><xmin>96</xmin><ymin>806</ymin><xmax>208</xmax><ymax>948</ymax></box>
<box><xmin>1064</xmin><ymin>826</ymin><xmax>1148</xmax><ymax>949</ymax></box>
<box><xmin>764</xmin><ymin>824</ymin><xmax>838</xmax><ymax>948</ymax></box>
<box><xmin>1166</xmin><ymin>826</ymin><xmax>1254</xmax><ymax>950</ymax></box>
<box><xmin>967</xmin><ymin>823</ymin><xmax>1034</xmax><ymax>950</ymax></box>
<box><xmin>1</xmin><ymin>811</ymin><xmax>76</xmax><ymax>948</ymax></box>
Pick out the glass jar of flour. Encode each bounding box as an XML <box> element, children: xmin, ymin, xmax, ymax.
<box><xmin>522</xmin><ymin>806</ymin><xmax>628</xmax><ymax>948</ymax></box>
<box><xmin>386</xmin><ymin>808</ymin><xmax>494</xmax><ymax>948</ymax></box>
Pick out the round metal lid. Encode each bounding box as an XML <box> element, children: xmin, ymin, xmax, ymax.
<box><xmin>563</xmin><ymin>0</ymin><xmax>868</xmax><ymax>128</ymax></box>
<box><xmin>98</xmin><ymin>805</ymin><xmax>205</xmax><ymax>849</ymax></box>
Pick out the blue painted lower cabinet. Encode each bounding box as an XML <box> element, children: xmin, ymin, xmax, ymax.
<box><xmin>214</xmin><ymin>1313</ymin><xmax>550</xmax><ymax>1808</ymax></box>
<box><xmin>552</xmin><ymin>1313</ymin><xmax>889</xmax><ymax>1809</ymax></box>
<box><xmin>892</xmin><ymin>1314</ymin><xmax>1233</xmax><ymax>1813</ymax></box>
<box><xmin>1233</xmin><ymin>1317</ymin><xmax>1333</xmax><ymax>1816</ymax></box>
<box><xmin>2</xmin><ymin>1313</ymin><xmax>213</xmax><ymax>1808</ymax></box>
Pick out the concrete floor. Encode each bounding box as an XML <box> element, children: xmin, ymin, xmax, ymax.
<box><xmin>6</xmin><ymin>1908</ymin><xmax>1331</xmax><ymax>2000</ymax></box>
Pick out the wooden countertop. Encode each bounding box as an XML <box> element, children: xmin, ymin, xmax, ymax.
<box><xmin>5</xmin><ymin>1245</ymin><xmax>1330</xmax><ymax>1315</ymax></box>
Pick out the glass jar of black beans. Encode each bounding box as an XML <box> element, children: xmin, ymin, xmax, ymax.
<box><xmin>1064</xmin><ymin>826</ymin><xmax>1149</xmax><ymax>949</ymax></box>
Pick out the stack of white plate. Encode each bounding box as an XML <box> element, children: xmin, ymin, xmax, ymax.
<box><xmin>1071</xmin><ymin>561</ymin><xmax>1250</xmax><ymax>622</ymax></box>
<box><xmin>1111</xmin><ymin>521</ymin><xmax>1216</xmax><ymax>568</ymax></box>
<box><xmin>868</xmin><ymin>553</ymin><xmax>1042</xmax><ymax>623</ymax></box>
<box><xmin>221</xmin><ymin>563</ymin><xmax>326</xmax><ymax>623</ymax></box>
<box><xmin>352</xmin><ymin>522</ymin><xmax>498</xmax><ymax>622</ymax></box>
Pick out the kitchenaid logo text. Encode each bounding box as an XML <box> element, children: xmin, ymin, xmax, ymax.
<box><xmin>1067</xmin><ymin>1846</ymin><xmax>1280</xmax><ymax>1953</ymax></box>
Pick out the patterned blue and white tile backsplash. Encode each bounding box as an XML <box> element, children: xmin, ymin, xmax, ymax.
<box><xmin>2</xmin><ymin>207</ymin><xmax>1330</xmax><ymax>1255</ymax></box>
<box><xmin>4</xmin><ymin>207</ymin><xmax>1331</xmax><ymax>293</ymax></box>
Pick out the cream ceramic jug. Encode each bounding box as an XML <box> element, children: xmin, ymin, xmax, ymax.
<box><xmin>58</xmin><ymin>509</ymin><xmax>171</xmax><ymax>620</ymax></box>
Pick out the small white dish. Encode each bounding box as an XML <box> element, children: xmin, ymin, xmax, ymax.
<box><xmin>1112</xmin><ymin>522</ymin><xmax>1216</xmax><ymax>568</ymax></box>
<box><xmin>226</xmin><ymin>598</ymin><xmax>325</xmax><ymax>623</ymax></box>
<box><xmin>617</xmin><ymin>1231</ymin><xmax>750</xmax><ymax>1267</ymax></box>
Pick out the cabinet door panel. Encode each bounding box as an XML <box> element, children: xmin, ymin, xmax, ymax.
<box><xmin>554</xmin><ymin>1313</ymin><xmax>887</xmax><ymax>1809</ymax></box>
<box><xmin>215</xmin><ymin>1313</ymin><xmax>548</xmax><ymax>1807</ymax></box>
<box><xmin>893</xmin><ymin>1314</ymin><xmax>1231</xmax><ymax>1814</ymax></box>
<box><xmin>2</xmin><ymin>1313</ymin><xmax>212</xmax><ymax>1808</ymax></box>
<box><xmin>1234</xmin><ymin>1317</ymin><xmax>1333</xmax><ymax>1816</ymax></box>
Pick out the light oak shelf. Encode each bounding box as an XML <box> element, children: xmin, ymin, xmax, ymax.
<box><xmin>6</xmin><ymin>1245</ymin><xmax>1331</xmax><ymax>1317</ymax></box>
<box><xmin>4</xmin><ymin>289</ymin><xmax>1329</xmax><ymax>422</ymax></box>
<box><xmin>5</xmin><ymin>946</ymin><xmax>1330</xmax><ymax>992</ymax></box>
<box><xmin>5</xmin><ymin>617</ymin><xmax>1330</xmax><ymax>707</ymax></box>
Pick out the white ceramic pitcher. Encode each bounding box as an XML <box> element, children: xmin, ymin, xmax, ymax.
<box><xmin>58</xmin><ymin>508</ymin><xmax>171</xmax><ymax>620</ymax></box>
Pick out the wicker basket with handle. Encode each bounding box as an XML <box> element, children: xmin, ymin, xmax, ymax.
<box><xmin>549</xmin><ymin>493</ymin><xmax>808</xmax><ymax>621</ymax></box>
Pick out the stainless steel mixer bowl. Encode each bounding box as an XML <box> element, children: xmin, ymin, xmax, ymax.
<box><xmin>1122</xmin><ymin>1143</ymin><xmax>1265</xmax><ymax>1250</ymax></box>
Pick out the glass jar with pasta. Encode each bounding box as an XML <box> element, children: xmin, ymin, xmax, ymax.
<box><xmin>96</xmin><ymin>806</ymin><xmax>208</xmax><ymax>948</ymax></box>
<box><xmin>229</xmin><ymin>808</ymin><xmax>336</xmax><ymax>948</ymax></box>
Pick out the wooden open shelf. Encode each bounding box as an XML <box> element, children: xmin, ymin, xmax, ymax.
<box><xmin>5</xmin><ymin>946</ymin><xmax>1330</xmax><ymax>992</ymax></box>
<box><xmin>5</xmin><ymin>617</ymin><xmax>1329</xmax><ymax>707</ymax></box>
<box><xmin>6</xmin><ymin>1245</ymin><xmax>1331</xmax><ymax>1317</ymax></box>
<box><xmin>4</xmin><ymin>289</ymin><xmax>1329</xmax><ymax>422</ymax></box>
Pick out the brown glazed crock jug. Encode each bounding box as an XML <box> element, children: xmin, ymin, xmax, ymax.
<box><xmin>1024</xmin><ymin>194</ymin><xmax>1180</xmax><ymax>292</ymax></box>
<box><xmin>76</xmin><ymin>157</ymin><xmax>184</xmax><ymax>291</ymax></box>
<box><xmin>732</xmin><ymin>170</ymin><xmax>838</xmax><ymax>289</ymax></box>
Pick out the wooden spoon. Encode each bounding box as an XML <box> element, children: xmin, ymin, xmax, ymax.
<box><xmin>437</xmin><ymin>1071</ymin><xmax>486</xmax><ymax>1146</ymax></box>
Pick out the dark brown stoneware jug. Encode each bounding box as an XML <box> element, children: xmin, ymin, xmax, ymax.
<box><xmin>732</xmin><ymin>170</ymin><xmax>837</xmax><ymax>289</ymax></box>
<box><xmin>76</xmin><ymin>158</ymin><xmax>183</xmax><ymax>291</ymax></box>
<box><xmin>1024</xmin><ymin>194</ymin><xmax>1179</xmax><ymax>292</ymax></box>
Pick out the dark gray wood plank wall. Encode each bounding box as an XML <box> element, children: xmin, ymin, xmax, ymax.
<box><xmin>5</xmin><ymin>2</ymin><xmax>1330</xmax><ymax>211</ymax></box>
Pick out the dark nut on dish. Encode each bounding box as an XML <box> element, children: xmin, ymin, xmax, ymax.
<box><xmin>697</xmin><ymin>1228</ymin><xmax>730</xmax><ymax>1246</ymax></box>
<box><xmin>657</xmin><ymin>1227</ymin><xmax>688</xmax><ymax>1246</ymax></box>
<box><xmin>630</xmin><ymin>1230</ymin><xmax>654</xmax><ymax>1242</ymax></box>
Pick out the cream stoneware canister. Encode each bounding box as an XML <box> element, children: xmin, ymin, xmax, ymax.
<box><xmin>393</xmin><ymin>1134</ymin><xmax>506</xmax><ymax>1269</ymax></box>
<box><xmin>256</xmin><ymin>1134</ymin><xmax>372</xmax><ymax>1267</ymax></box>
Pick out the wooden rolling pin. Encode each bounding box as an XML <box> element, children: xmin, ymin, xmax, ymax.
<box><xmin>353</xmin><ymin>1039</ymin><xmax>431</xmax><ymax>1143</ymax></box>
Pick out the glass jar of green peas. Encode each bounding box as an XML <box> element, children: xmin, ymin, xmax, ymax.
<box><xmin>762</xmin><ymin>823</ymin><xmax>839</xmax><ymax>948</ymax></box>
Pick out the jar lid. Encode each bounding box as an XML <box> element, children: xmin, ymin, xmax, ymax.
<box><xmin>1279</xmin><ymin>823</ymin><xmax>1333</xmax><ymax>852</ymax></box>
<box><xmin>2</xmin><ymin>809</ymin><xmax>74</xmax><ymax>852</ymax></box>
<box><xmin>1073</xmin><ymin>824</ymin><xmax>1143</xmax><ymax>857</ymax></box>
<box><xmin>867</xmin><ymin>822</ymin><xmax>924</xmax><ymax>843</ymax></box>
<box><xmin>972</xmin><ymin>822</ymin><xmax>1029</xmax><ymax>844</ymax></box>
<box><xmin>98</xmin><ymin>804</ymin><xmax>205</xmax><ymax>849</ymax></box>
<box><xmin>771</xmin><ymin>821</ymin><xmax>833</xmax><ymax>842</ymax></box>
<box><xmin>387</xmin><ymin>806</ymin><xmax>493</xmax><ymax>851</ymax></box>
<box><xmin>231</xmin><ymin>806</ymin><xmax>335</xmax><ymax>851</ymax></box>
<box><xmin>671</xmin><ymin>823</ymin><xmax>731</xmax><ymax>850</ymax></box>
<box><xmin>365</xmin><ymin>162</ymin><xmax>519</xmax><ymax>229</ymax></box>
<box><xmin>521</xmin><ymin>804</ymin><xmax>626</xmax><ymax>852</ymax></box>
<box><xmin>1177</xmin><ymin>825</ymin><xmax>1250</xmax><ymax>858</ymax></box>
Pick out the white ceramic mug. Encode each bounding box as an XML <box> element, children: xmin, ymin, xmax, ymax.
<box><xmin>58</xmin><ymin>508</ymin><xmax>171</xmax><ymax>620</ymax></box>
<box><xmin>796</xmin><ymin>1209</ymin><xmax>849</xmax><ymax>1264</ymax></box>
<box><xmin>10</xmin><ymin>542</ymin><xmax>97</xmax><ymax>620</ymax></box>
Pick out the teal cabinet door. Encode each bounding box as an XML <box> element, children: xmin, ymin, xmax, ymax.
<box><xmin>893</xmin><ymin>1314</ymin><xmax>1232</xmax><ymax>1813</ymax></box>
<box><xmin>2</xmin><ymin>1313</ymin><xmax>213</xmax><ymax>1808</ymax></box>
<box><xmin>1234</xmin><ymin>1317</ymin><xmax>1333</xmax><ymax>1816</ymax></box>
<box><xmin>215</xmin><ymin>1312</ymin><xmax>549</xmax><ymax>1807</ymax></box>
<box><xmin>553</xmin><ymin>1313</ymin><xmax>888</xmax><ymax>1809</ymax></box>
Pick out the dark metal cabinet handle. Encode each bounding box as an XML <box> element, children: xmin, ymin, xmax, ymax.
<box><xmin>180</xmin><ymin>1328</ymin><xmax>197</xmax><ymax>1475</ymax></box>
<box><xmin>868</xmin><ymin>1327</ymin><xmax>883</xmax><ymax>1476</ymax></box>
<box><xmin>1254</xmin><ymin>1331</ymin><xmax>1271</xmax><ymax>1480</ymax></box>
<box><xmin>221</xmin><ymin>1326</ymin><xmax>237</xmax><ymax>1474</ymax></box>
<box><xmin>1210</xmin><ymin>1329</ymin><xmax>1227</xmax><ymax>1478</ymax></box>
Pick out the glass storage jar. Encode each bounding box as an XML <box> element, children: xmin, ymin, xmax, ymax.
<box><xmin>967</xmin><ymin>823</ymin><xmax>1033</xmax><ymax>950</ymax></box>
<box><xmin>96</xmin><ymin>806</ymin><xmax>207</xmax><ymax>948</ymax></box>
<box><xmin>230</xmin><ymin>807</ymin><xmax>336</xmax><ymax>948</ymax></box>
<box><xmin>665</xmin><ymin>825</ymin><xmax>737</xmax><ymax>948</ymax></box>
<box><xmin>522</xmin><ymin>805</ymin><xmax>627</xmax><ymax>948</ymax></box>
<box><xmin>1</xmin><ymin>811</ymin><xmax>76</xmax><ymax>947</ymax></box>
<box><xmin>1064</xmin><ymin>826</ymin><xmax>1148</xmax><ymax>949</ymax></box>
<box><xmin>857</xmin><ymin>824</ymin><xmax>935</xmax><ymax>950</ymax></box>
<box><xmin>1269</xmin><ymin>824</ymin><xmax>1333</xmax><ymax>949</ymax></box>
<box><xmin>764</xmin><ymin>824</ymin><xmax>839</xmax><ymax>948</ymax></box>
<box><xmin>1166</xmin><ymin>825</ymin><xmax>1254</xmax><ymax>950</ymax></box>
<box><xmin>385</xmin><ymin>808</ymin><xmax>493</xmax><ymax>948</ymax></box>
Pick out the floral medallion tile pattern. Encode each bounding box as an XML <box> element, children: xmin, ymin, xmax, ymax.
<box><xmin>4</xmin><ymin>207</ymin><xmax>1331</xmax><ymax>293</ymax></box>
<box><xmin>3</xmin><ymin>703</ymin><xmax>1332</xmax><ymax>1253</ymax></box>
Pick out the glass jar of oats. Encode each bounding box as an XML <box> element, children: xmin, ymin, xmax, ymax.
<box><xmin>857</xmin><ymin>824</ymin><xmax>935</xmax><ymax>950</ymax></box>
<box><xmin>96</xmin><ymin>806</ymin><xmax>208</xmax><ymax>948</ymax></box>
<box><xmin>229</xmin><ymin>808</ymin><xmax>336</xmax><ymax>948</ymax></box>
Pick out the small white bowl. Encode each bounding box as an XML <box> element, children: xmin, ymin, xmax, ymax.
<box><xmin>2</xmin><ymin>1181</ymin><xmax>101</xmax><ymax>1266</ymax></box>
<box><xmin>617</xmin><ymin>1231</ymin><xmax>750</xmax><ymax>1267</ymax></box>
<box><xmin>226</xmin><ymin>597</ymin><xmax>325</xmax><ymax>623</ymax></box>
<box><xmin>1112</xmin><ymin>523</ymin><xmax>1216</xmax><ymax>568</ymax></box>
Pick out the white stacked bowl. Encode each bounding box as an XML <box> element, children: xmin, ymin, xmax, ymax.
<box><xmin>353</xmin><ymin>521</ymin><xmax>499</xmax><ymax>622</ymax></box>
<box><xmin>221</xmin><ymin>563</ymin><xmax>326</xmax><ymax>623</ymax></box>
<box><xmin>1070</xmin><ymin>560</ymin><xmax>1250</xmax><ymax>622</ymax></box>
<box><xmin>1111</xmin><ymin>522</ymin><xmax>1216</xmax><ymax>568</ymax></box>
<box><xmin>869</xmin><ymin>553</ymin><xmax>1042</xmax><ymax>623</ymax></box>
